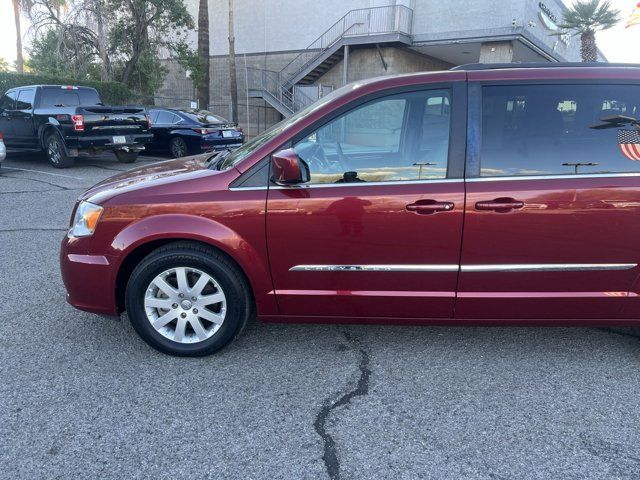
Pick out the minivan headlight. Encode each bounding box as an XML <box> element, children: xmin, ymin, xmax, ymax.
<box><xmin>70</xmin><ymin>201</ymin><xmax>103</xmax><ymax>237</ymax></box>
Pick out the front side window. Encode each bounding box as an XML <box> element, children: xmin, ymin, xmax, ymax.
<box><xmin>480</xmin><ymin>84</ymin><xmax>640</xmax><ymax>177</ymax></box>
<box><xmin>292</xmin><ymin>90</ymin><xmax>451</xmax><ymax>184</ymax></box>
<box><xmin>0</xmin><ymin>91</ymin><xmax>17</xmax><ymax>110</ymax></box>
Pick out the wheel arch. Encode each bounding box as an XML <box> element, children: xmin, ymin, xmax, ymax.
<box><xmin>114</xmin><ymin>237</ymin><xmax>257</xmax><ymax>315</ymax></box>
<box><xmin>39</xmin><ymin>123</ymin><xmax>63</xmax><ymax>149</ymax></box>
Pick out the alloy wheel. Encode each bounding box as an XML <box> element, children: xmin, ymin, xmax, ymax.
<box><xmin>171</xmin><ymin>139</ymin><xmax>187</xmax><ymax>158</ymax></box>
<box><xmin>144</xmin><ymin>267</ymin><xmax>227</xmax><ymax>344</ymax></box>
<box><xmin>47</xmin><ymin>138</ymin><xmax>62</xmax><ymax>165</ymax></box>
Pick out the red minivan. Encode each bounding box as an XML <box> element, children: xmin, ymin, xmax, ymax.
<box><xmin>61</xmin><ymin>64</ymin><xmax>640</xmax><ymax>356</ymax></box>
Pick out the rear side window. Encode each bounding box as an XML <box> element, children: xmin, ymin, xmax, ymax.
<box><xmin>480</xmin><ymin>84</ymin><xmax>640</xmax><ymax>177</ymax></box>
<box><xmin>16</xmin><ymin>89</ymin><xmax>35</xmax><ymax>110</ymax></box>
<box><xmin>155</xmin><ymin>111</ymin><xmax>181</xmax><ymax>124</ymax></box>
<box><xmin>39</xmin><ymin>88</ymin><xmax>101</xmax><ymax>108</ymax></box>
<box><xmin>0</xmin><ymin>91</ymin><xmax>17</xmax><ymax>110</ymax></box>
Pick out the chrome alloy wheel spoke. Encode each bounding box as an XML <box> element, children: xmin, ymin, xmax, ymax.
<box><xmin>144</xmin><ymin>267</ymin><xmax>227</xmax><ymax>344</ymax></box>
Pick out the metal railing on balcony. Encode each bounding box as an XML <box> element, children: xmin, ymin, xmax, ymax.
<box><xmin>248</xmin><ymin>4</ymin><xmax>413</xmax><ymax>114</ymax></box>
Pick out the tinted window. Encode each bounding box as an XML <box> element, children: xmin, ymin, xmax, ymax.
<box><xmin>480</xmin><ymin>84</ymin><xmax>640</xmax><ymax>177</ymax></box>
<box><xmin>39</xmin><ymin>88</ymin><xmax>101</xmax><ymax>108</ymax></box>
<box><xmin>155</xmin><ymin>111</ymin><xmax>181</xmax><ymax>124</ymax></box>
<box><xmin>181</xmin><ymin>110</ymin><xmax>228</xmax><ymax>124</ymax></box>
<box><xmin>0</xmin><ymin>91</ymin><xmax>17</xmax><ymax>110</ymax></box>
<box><xmin>149</xmin><ymin>110</ymin><xmax>160</xmax><ymax>123</ymax></box>
<box><xmin>292</xmin><ymin>90</ymin><xmax>450</xmax><ymax>184</ymax></box>
<box><xmin>16</xmin><ymin>89</ymin><xmax>35</xmax><ymax>110</ymax></box>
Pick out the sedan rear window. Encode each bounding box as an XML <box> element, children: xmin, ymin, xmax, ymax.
<box><xmin>181</xmin><ymin>110</ymin><xmax>228</xmax><ymax>125</ymax></box>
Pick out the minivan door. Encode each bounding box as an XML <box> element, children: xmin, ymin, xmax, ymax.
<box><xmin>266</xmin><ymin>84</ymin><xmax>467</xmax><ymax>319</ymax></box>
<box><xmin>457</xmin><ymin>81</ymin><xmax>640</xmax><ymax>320</ymax></box>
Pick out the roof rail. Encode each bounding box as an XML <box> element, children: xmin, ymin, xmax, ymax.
<box><xmin>451</xmin><ymin>62</ymin><xmax>640</xmax><ymax>71</ymax></box>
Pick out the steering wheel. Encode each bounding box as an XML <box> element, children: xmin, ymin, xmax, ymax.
<box><xmin>303</xmin><ymin>142</ymin><xmax>348</xmax><ymax>174</ymax></box>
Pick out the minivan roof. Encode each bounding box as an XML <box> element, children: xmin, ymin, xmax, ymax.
<box><xmin>452</xmin><ymin>62</ymin><xmax>640</xmax><ymax>71</ymax></box>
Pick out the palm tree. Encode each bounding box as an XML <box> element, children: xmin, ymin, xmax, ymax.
<box><xmin>559</xmin><ymin>0</ymin><xmax>621</xmax><ymax>62</ymax></box>
<box><xmin>12</xmin><ymin>0</ymin><xmax>32</xmax><ymax>73</ymax></box>
<box><xmin>197</xmin><ymin>0</ymin><xmax>210</xmax><ymax>109</ymax></box>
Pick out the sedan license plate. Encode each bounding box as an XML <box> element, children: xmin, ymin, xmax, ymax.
<box><xmin>222</xmin><ymin>130</ymin><xmax>233</xmax><ymax>138</ymax></box>
<box><xmin>113</xmin><ymin>135</ymin><xmax>127</xmax><ymax>144</ymax></box>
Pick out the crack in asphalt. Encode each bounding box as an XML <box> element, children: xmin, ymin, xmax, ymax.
<box><xmin>0</xmin><ymin>173</ymin><xmax>76</xmax><ymax>191</ymax></box>
<box><xmin>314</xmin><ymin>330</ymin><xmax>371</xmax><ymax>480</ymax></box>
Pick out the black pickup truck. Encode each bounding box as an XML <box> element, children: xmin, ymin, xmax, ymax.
<box><xmin>0</xmin><ymin>85</ymin><xmax>152</xmax><ymax>168</ymax></box>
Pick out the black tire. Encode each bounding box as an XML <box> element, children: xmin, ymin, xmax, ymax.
<box><xmin>169</xmin><ymin>137</ymin><xmax>188</xmax><ymax>158</ymax></box>
<box><xmin>115</xmin><ymin>150</ymin><xmax>139</xmax><ymax>163</ymax></box>
<box><xmin>125</xmin><ymin>242</ymin><xmax>252</xmax><ymax>356</ymax></box>
<box><xmin>45</xmin><ymin>132</ymin><xmax>74</xmax><ymax>168</ymax></box>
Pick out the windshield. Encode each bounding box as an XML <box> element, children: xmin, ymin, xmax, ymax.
<box><xmin>217</xmin><ymin>83</ymin><xmax>361</xmax><ymax>170</ymax></box>
<box><xmin>182</xmin><ymin>109</ymin><xmax>229</xmax><ymax>125</ymax></box>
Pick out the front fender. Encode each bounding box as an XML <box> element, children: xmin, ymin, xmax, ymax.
<box><xmin>107</xmin><ymin>213</ymin><xmax>277</xmax><ymax>315</ymax></box>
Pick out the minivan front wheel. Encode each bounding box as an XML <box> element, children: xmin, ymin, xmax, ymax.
<box><xmin>125</xmin><ymin>242</ymin><xmax>252</xmax><ymax>356</ymax></box>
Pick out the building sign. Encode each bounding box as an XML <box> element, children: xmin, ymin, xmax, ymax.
<box><xmin>538</xmin><ymin>2</ymin><xmax>559</xmax><ymax>30</ymax></box>
<box><xmin>538</xmin><ymin>2</ymin><xmax>571</xmax><ymax>48</ymax></box>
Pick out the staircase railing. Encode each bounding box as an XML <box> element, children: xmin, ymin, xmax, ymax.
<box><xmin>248</xmin><ymin>4</ymin><xmax>413</xmax><ymax>114</ymax></box>
<box><xmin>247</xmin><ymin>68</ymin><xmax>316</xmax><ymax>114</ymax></box>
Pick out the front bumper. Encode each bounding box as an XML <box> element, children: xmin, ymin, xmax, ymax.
<box><xmin>60</xmin><ymin>235</ymin><xmax>119</xmax><ymax>316</ymax></box>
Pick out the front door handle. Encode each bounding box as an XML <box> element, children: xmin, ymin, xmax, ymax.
<box><xmin>475</xmin><ymin>198</ymin><xmax>525</xmax><ymax>212</ymax></box>
<box><xmin>406</xmin><ymin>200</ymin><xmax>455</xmax><ymax>214</ymax></box>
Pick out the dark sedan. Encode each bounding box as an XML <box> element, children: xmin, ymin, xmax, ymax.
<box><xmin>147</xmin><ymin>108</ymin><xmax>244</xmax><ymax>157</ymax></box>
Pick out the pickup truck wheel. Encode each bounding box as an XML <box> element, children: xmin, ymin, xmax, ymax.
<box><xmin>169</xmin><ymin>137</ymin><xmax>188</xmax><ymax>158</ymax></box>
<box><xmin>45</xmin><ymin>133</ymin><xmax>74</xmax><ymax>168</ymax></box>
<box><xmin>115</xmin><ymin>151</ymin><xmax>139</xmax><ymax>164</ymax></box>
<box><xmin>125</xmin><ymin>243</ymin><xmax>252</xmax><ymax>356</ymax></box>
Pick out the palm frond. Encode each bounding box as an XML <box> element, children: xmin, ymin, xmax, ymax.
<box><xmin>559</xmin><ymin>0</ymin><xmax>621</xmax><ymax>33</ymax></box>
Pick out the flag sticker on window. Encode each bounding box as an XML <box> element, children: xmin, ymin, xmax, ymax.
<box><xmin>618</xmin><ymin>129</ymin><xmax>640</xmax><ymax>161</ymax></box>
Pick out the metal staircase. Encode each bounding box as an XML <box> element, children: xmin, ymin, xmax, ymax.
<box><xmin>247</xmin><ymin>4</ymin><xmax>413</xmax><ymax>116</ymax></box>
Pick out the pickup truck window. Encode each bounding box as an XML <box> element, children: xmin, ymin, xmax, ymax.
<box><xmin>39</xmin><ymin>88</ymin><xmax>101</xmax><ymax>108</ymax></box>
<box><xmin>16</xmin><ymin>89</ymin><xmax>35</xmax><ymax>110</ymax></box>
<box><xmin>0</xmin><ymin>91</ymin><xmax>17</xmax><ymax>110</ymax></box>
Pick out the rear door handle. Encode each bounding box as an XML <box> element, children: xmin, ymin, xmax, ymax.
<box><xmin>406</xmin><ymin>200</ymin><xmax>455</xmax><ymax>214</ymax></box>
<box><xmin>475</xmin><ymin>198</ymin><xmax>525</xmax><ymax>212</ymax></box>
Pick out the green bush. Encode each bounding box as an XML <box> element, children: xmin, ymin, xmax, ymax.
<box><xmin>0</xmin><ymin>71</ymin><xmax>139</xmax><ymax>105</ymax></box>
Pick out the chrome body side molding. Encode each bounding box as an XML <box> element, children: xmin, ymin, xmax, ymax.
<box><xmin>461</xmin><ymin>264</ymin><xmax>637</xmax><ymax>272</ymax></box>
<box><xmin>289</xmin><ymin>264</ymin><xmax>460</xmax><ymax>272</ymax></box>
<box><xmin>289</xmin><ymin>263</ymin><xmax>637</xmax><ymax>272</ymax></box>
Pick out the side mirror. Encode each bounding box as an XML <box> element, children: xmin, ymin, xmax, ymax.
<box><xmin>270</xmin><ymin>148</ymin><xmax>310</xmax><ymax>186</ymax></box>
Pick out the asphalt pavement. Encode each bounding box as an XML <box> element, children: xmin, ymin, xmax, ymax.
<box><xmin>2</xmin><ymin>151</ymin><xmax>640</xmax><ymax>480</ymax></box>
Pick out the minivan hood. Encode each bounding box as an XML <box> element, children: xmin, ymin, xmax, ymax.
<box><xmin>80</xmin><ymin>154</ymin><xmax>211</xmax><ymax>204</ymax></box>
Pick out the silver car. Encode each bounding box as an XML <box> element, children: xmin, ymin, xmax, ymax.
<box><xmin>0</xmin><ymin>134</ymin><xmax>5</xmax><ymax>166</ymax></box>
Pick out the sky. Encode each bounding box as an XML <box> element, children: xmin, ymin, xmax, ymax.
<box><xmin>0</xmin><ymin>0</ymin><xmax>639</xmax><ymax>66</ymax></box>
